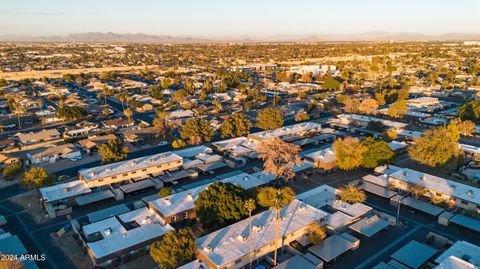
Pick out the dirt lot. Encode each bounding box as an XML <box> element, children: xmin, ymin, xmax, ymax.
<box><xmin>53</xmin><ymin>232</ymin><xmax>91</xmax><ymax>269</ymax></box>
<box><xmin>10</xmin><ymin>190</ymin><xmax>49</xmax><ymax>224</ymax></box>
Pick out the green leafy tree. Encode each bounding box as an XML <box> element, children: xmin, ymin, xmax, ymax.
<box><xmin>180</xmin><ymin>118</ymin><xmax>215</xmax><ymax>145</ymax></box>
<box><xmin>220</xmin><ymin>113</ymin><xmax>252</xmax><ymax>138</ymax></box>
<box><xmin>258</xmin><ymin>138</ymin><xmax>302</xmax><ymax>183</ymax></box>
<box><xmin>257</xmin><ymin>107</ymin><xmax>283</xmax><ymax>130</ymax></box>
<box><xmin>172</xmin><ymin>139</ymin><xmax>187</xmax><ymax>149</ymax></box>
<box><xmin>323</xmin><ymin>76</ymin><xmax>341</xmax><ymax>90</ymax></box>
<box><xmin>123</xmin><ymin>108</ymin><xmax>133</xmax><ymax>124</ymax></box>
<box><xmin>458</xmin><ymin>100</ymin><xmax>480</xmax><ymax>121</ymax></box>
<box><xmin>408</xmin><ymin>126</ymin><xmax>459</xmax><ymax>167</ymax></box>
<box><xmin>98</xmin><ymin>138</ymin><xmax>129</xmax><ymax>164</ymax></box>
<box><xmin>21</xmin><ymin>167</ymin><xmax>55</xmax><ymax>189</ymax></box>
<box><xmin>149</xmin><ymin>228</ymin><xmax>197</xmax><ymax>269</ymax></box>
<box><xmin>2</xmin><ymin>162</ymin><xmax>24</xmax><ymax>178</ymax></box>
<box><xmin>387</xmin><ymin>99</ymin><xmax>407</xmax><ymax>118</ymax></box>
<box><xmin>333</xmin><ymin>136</ymin><xmax>367</xmax><ymax>170</ymax></box>
<box><xmin>375</xmin><ymin>90</ymin><xmax>387</xmax><ymax>106</ymax></box>
<box><xmin>295</xmin><ymin>111</ymin><xmax>310</xmax><ymax>122</ymax></box>
<box><xmin>194</xmin><ymin>182</ymin><xmax>248</xmax><ymax>229</ymax></box>
<box><xmin>339</xmin><ymin>184</ymin><xmax>366</xmax><ymax>203</ymax></box>
<box><xmin>306</xmin><ymin>222</ymin><xmax>327</xmax><ymax>245</ymax></box>
<box><xmin>158</xmin><ymin>187</ymin><xmax>173</xmax><ymax>198</ymax></box>
<box><xmin>449</xmin><ymin>118</ymin><xmax>476</xmax><ymax>137</ymax></box>
<box><xmin>56</xmin><ymin>106</ymin><xmax>86</xmax><ymax>120</ymax></box>
<box><xmin>257</xmin><ymin>186</ymin><xmax>295</xmax><ymax>266</ymax></box>
<box><xmin>361</xmin><ymin>137</ymin><xmax>395</xmax><ymax>168</ymax></box>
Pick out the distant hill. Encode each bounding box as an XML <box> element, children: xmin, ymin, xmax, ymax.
<box><xmin>0</xmin><ymin>31</ymin><xmax>479</xmax><ymax>43</ymax></box>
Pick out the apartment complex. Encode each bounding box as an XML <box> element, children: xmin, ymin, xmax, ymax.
<box><xmin>388</xmin><ymin>168</ymin><xmax>480</xmax><ymax>211</ymax></box>
<box><xmin>196</xmin><ymin>199</ymin><xmax>327</xmax><ymax>269</ymax></box>
<box><xmin>248</xmin><ymin>122</ymin><xmax>322</xmax><ymax>142</ymax></box>
<box><xmin>78</xmin><ymin>151</ymin><xmax>183</xmax><ymax>188</ymax></box>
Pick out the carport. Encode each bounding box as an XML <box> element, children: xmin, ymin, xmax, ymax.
<box><xmin>390</xmin><ymin>241</ymin><xmax>437</xmax><ymax>269</ymax></box>
<box><xmin>308</xmin><ymin>234</ymin><xmax>356</xmax><ymax>262</ymax></box>
<box><xmin>449</xmin><ymin>214</ymin><xmax>480</xmax><ymax>232</ymax></box>
<box><xmin>349</xmin><ymin>215</ymin><xmax>390</xmax><ymax>237</ymax></box>
<box><xmin>395</xmin><ymin>196</ymin><xmax>444</xmax><ymax>216</ymax></box>
<box><xmin>362</xmin><ymin>181</ymin><xmax>397</xmax><ymax>199</ymax></box>
<box><xmin>75</xmin><ymin>189</ymin><xmax>115</xmax><ymax>206</ymax></box>
<box><xmin>119</xmin><ymin>179</ymin><xmax>156</xmax><ymax>194</ymax></box>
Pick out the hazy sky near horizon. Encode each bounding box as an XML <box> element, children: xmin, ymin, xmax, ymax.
<box><xmin>1</xmin><ymin>0</ymin><xmax>479</xmax><ymax>36</ymax></box>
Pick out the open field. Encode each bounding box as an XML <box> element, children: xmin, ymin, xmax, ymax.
<box><xmin>0</xmin><ymin>65</ymin><xmax>160</xmax><ymax>80</ymax></box>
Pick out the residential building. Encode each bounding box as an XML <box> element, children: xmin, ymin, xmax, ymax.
<box><xmin>388</xmin><ymin>168</ymin><xmax>480</xmax><ymax>211</ymax></box>
<box><xmin>249</xmin><ymin>122</ymin><xmax>322</xmax><ymax>142</ymax></box>
<box><xmin>196</xmin><ymin>199</ymin><xmax>327</xmax><ymax>269</ymax></box>
<box><xmin>148</xmin><ymin>171</ymin><xmax>274</xmax><ymax>224</ymax></box>
<box><xmin>15</xmin><ymin>128</ymin><xmax>61</xmax><ymax>146</ymax></box>
<box><xmin>76</xmin><ymin>134</ymin><xmax>118</xmax><ymax>153</ymax></box>
<box><xmin>302</xmin><ymin>146</ymin><xmax>336</xmax><ymax>171</ymax></box>
<box><xmin>329</xmin><ymin>114</ymin><xmax>408</xmax><ymax>132</ymax></box>
<box><xmin>26</xmin><ymin>143</ymin><xmax>81</xmax><ymax>164</ymax></box>
<box><xmin>78</xmin><ymin>151</ymin><xmax>183</xmax><ymax>188</ymax></box>
<box><xmin>82</xmin><ymin>207</ymin><xmax>174</xmax><ymax>267</ymax></box>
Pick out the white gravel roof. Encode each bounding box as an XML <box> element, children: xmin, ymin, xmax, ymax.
<box><xmin>249</xmin><ymin>122</ymin><xmax>322</xmax><ymax>141</ymax></box>
<box><xmin>196</xmin><ymin>199</ymin><xmax>327</xmax><ymax>268</ymax></box>
<box><xmin>79</xmin><ymin>151</ymin><xmax>182</xmax><ymax>181</ymax></box>
<box><xmin>390</xmin><ymin>168</ymin><xmax>480</xmax><ymax>205</ymax></box>
<box><xmin>40</xmin><ymin>180</ymin><xmax>91</xmax><ymax>203</ymax></box>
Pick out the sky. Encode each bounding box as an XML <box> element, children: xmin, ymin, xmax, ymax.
<box><xmin>0</xmin><ymin>0</ymin><xmax>479</xmax><ymax>37</ymax></box>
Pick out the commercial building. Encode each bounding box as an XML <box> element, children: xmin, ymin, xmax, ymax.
<box><xmin>196</xmin><ymin>199</ymin><xmax>328</xmax><ymax>269</ymax></box>
<box><xmin>78</xmin><ymin>151</ymin><xmax>183</xmax><ymax>188</ymax></box>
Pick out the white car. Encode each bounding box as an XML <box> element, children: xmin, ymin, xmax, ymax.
<box><xmin>158</xmin><ymin>141</ymin><xmax>168</xmax><ymax>146</ymax></box>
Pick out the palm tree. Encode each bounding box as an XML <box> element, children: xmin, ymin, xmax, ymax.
<box><xmin>245</xmin><ymin>199</ymin><xmax>256</xmax><ymax>269</ymax></box>
<box><xmin>6</xmin><ymin>97</ymin><xmax>22</xmax><ymax>129</ymax></box>
<box><xmin>116</xmin><ymin>92</ymin><xmax>129</xmax><ymax>110</ymax></box>
<box><xmin>124</xmin><ymin>108</ymin><xmax>133</xmax><ymax>124</ymax></box>
<box><xmin>258</xmin><ymin>138</ymin><xmax>302</xmax><ymax>184</ymax></box>
<box><xmin>257</xmin><ymin>186</ymin><xmax>295</xmax><ymax>266</ymax></box>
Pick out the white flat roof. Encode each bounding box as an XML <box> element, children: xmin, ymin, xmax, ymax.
<box><xmin>326</xmin><ymin>211</ymin><xmax>355</xmax><ymax>229</ymax></box>
<box><xmin>374</xmin><ymin>164</ymin><xmax>403</xmax><ymax>175</ymax></box>
<box><xmin>296</xmin><ymin>185</ymin><xmax>340</xmax><ymax>209</ymax></box>
<box><xmin>174</xmin><ymin>145</ymin><xmax>212</xmax><ymax>159</ymax></box>
<box><xmin>349</xmin><ymin>215</ymin><xmax>390</xmax><ymax>237</ymax></box>
<box><xmin>335</xmin><ymin>114</ymin><xmax>408</xmax><ymax>129</ymax></box>
<box><xmin>303</xmin><ymin>146</ymin><xmax>335</xmax><ymax>163</ymax></box>
<box><xmin>249</xmin><ymin>122</ymin><xmax>322</xmax><ymax>141</ymax></box>
<box><xmin>363</xmin><ymin>174</ymin><xmax>390</xmax><ymax>187</ymax></box>
<box><xmin>83</xmin><ymin>217</ymin><xmax>126</xmax><ymax>238</ymax></box>
<box><xmin>79</xmin><ymin>151</ymin><xmax>182</xmax><ymax>181</ymax></box>
<box><xmin>435</xmin><ymin>241</ymin><xmax>480</xmax><ymax>267</ymax></box>
<box><xmin>87</xmin><ymin>222</ymin><xmax>173</xmax><ymax>260</ymax></box>
<box><xmin>388</xmin><ymin>141</ymin><xmax>408</xmax><ymax>151</ymax></box>
<box><xmin>390</xmin><ymin>168</ymin><xmax>480</xmax><ymax>205</ymax></box>
<box><xmin>332</xmin><ymin>201</ymin><xmax>372</xmax><ymax>218</ymax></box>
<box><xmin>86</xmin><ymin>207</ymin><xmax>174</xmax><ymax>260</ymax></box>
<box><xmin>40</xmin><ymin>180</ymin><xmax>91</xmax><ymax>203</ymax></box>
<box><xmin>435</xmin><ymin>256</ymin><xmax>477</xmax><ymax>269</ymax></box>
<box><xmin>196</xmin><ymin>199</ymin><xmax>327</xmax><ymax>268</ymax></box>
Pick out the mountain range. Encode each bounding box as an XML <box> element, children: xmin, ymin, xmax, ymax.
<box><xmin>1</xmin><ymin>31</ymin><xmax>479</xmax><ymax>43</ymax></box>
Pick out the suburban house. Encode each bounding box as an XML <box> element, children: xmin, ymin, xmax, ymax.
<box><xmin>123</xmin><ymin>128</ymin><xmax>159</xmax><ymax>143</ymax></box>
<box><xmin>63</xmin><ymin>121</ymin><xmax>99</xmax><ymax>138</ymax></box>
<box><xmin>76</xmin><ymin>134</ymin><xmax>117</xmax><ymax>153</ymax></box>
<box><xmin>26</xmin><ymin>143</ymin><xmax>81</xmax><ymax>164</ymax></box>
<box><xmin>103</xmin><ymin>118</ymin><xmax>134</xmax><ymax>130</ymax></box>
<box><xmin>0</xmin><ymin>153</ymin><xmax>20</xmax><ymax>169</ymax></box>
<box><xmin>15</xmin><ymin>128</ymin><xmax>61</xmax><ymax>146</ymax></box>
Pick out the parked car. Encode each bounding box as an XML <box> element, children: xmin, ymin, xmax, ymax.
<box><xmin>158</xmin><ymin>141</ymin><xmax>168</xmax><ymax>146</ymax></box>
